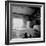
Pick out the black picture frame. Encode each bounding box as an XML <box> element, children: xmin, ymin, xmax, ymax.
<box><xmin>5</xmin><ymin>1</ymin><xmax>45</xmax><ymax>45</ymax></box>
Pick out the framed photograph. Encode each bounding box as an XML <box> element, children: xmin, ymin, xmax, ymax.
<box><xmin>5</xmin><ymin>1</ymin><xmax>45</xmax><ymax>45</ymax></box>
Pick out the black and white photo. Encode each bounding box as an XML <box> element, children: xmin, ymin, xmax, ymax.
<box><xmin>5</xmin><ymin>1</ymin><xmax>45</xmax><ymax>45</ymax></box>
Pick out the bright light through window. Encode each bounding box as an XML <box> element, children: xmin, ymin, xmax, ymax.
<box><xmin>12</xmin><ymin>18</ymin><xmax>24</xmax><ymax>30</ymax></box>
